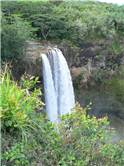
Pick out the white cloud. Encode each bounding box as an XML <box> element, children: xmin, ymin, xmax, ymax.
<box><xmin>97</xmin><ymin>0</ymin><xmax>124</xmax><ymax>5</ymax></box>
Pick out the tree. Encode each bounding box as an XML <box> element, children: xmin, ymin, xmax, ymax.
<box><xmin>1</xmin><ymin>15</ymin><xmax>34</xmax><ymax>61</ymax></box>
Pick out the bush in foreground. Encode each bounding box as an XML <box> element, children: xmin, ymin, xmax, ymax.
<box><xmin>1</xmin><ymin>69</ymin><xmax>124</xmax><ymax>166</ymax></box>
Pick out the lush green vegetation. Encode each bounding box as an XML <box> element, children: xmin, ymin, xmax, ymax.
<box><xmin>1</xmin><ymin>0</ymin><xmax>124</xmax><ymax>60</ymax></box>
<box><xmin>1</xmin><ymin>15</ymin><xmax>34</xmax><ymax>60</ymax></box>
<box><xmin>103</xmin><ymin>66</ymin><xmax>124</xmax><ymax>107</ymax></box>
<box><xmin>1</xmin><ymin>1</ymin><xmax>124</xmax><ymax>165</ymax></box>
<box><xmin>1</xmin><ymin>68</ymin><xmax>124</xmax><ymax>166</ymax></box>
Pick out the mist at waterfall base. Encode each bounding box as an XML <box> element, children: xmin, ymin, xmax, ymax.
<box><xmin>41</xmin><ymin>48</ymin><xmax>75</xmax><ymax>122</ymax></box>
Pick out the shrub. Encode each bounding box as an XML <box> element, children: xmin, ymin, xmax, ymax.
<box><xmin>91</xmin><ymin>68</ymin><xmax>111</xmax><ymax>84</ymax></box>
<box><xmin>104</xmin><ymin>77</ymin><xmax>124</xmax><ymax>104</ymax></box>
<box><xmin>1</xmin><ymin>67</ymin><xmax>63</xmax><ymax>166</ymax></box>
<box><xmin>1</xmin><ymin>68</ymin><xmax>124</xmax><ymax>166</ymax></box>
<box><xmin>1</xmin><ymin>69</ymin><xmax>43</xmax><ymax>132</ymax></box>
<box><xmin>1</xmin><ymin>67</ymin><xmax>44</xmax><ymax>165</ymax></box>
<box><xmin>1</xmin><ymin>15</ymin><xmax>34</xmax><ymax>61</ymax></box>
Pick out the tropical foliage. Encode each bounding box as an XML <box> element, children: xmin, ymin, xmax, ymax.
<box><xmin>1</xmin><ymin>15</ymin><xmax>34</xmax><ymax>60</ymax></box>
<box><xmin>1</xmin><ymin>68</ymin><xmax>124</xmax><ymax>166</ymax></box>
<box><xmin>1</xmin><ymin>0</ymin><xmax>124</xmax><ymax>60</ymax></box>
<box><xmin>1</xmin><ymin>1</ymin><xmax>124</xmax><ymax>165</ymax></box>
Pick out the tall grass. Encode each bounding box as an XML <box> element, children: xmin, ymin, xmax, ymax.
<box><xmin>1</xmin><ymin>68</ymin><xmax>43</xmax><ymax>134</ymax></box>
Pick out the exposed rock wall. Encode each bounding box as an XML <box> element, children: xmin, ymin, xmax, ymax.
<box><xmin>12</xmin><ymin>40</ymin><xmax>124</xmax><ymax>85</ymax></box>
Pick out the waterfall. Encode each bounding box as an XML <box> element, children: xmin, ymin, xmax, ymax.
<box><xmin>41</xmin><ymin>48</ymin><xmax>75</xmax><ymax>122</ymax></box>
<box><xmin>41</xmin><ymin>53</ymin><xmax>58</xmax><ymax>122</ymax></box>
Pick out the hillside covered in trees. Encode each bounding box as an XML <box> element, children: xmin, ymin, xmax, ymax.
<box><xmin>2</xmin><ymin>0</ymin><xmax>124</xmax><ymax>59</ymax></box>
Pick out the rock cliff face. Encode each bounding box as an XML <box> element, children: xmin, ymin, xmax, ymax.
<box><xmin>12</xmin><ymin>40</ymin><xmax>124</xmax><ymax>85</ymax></box>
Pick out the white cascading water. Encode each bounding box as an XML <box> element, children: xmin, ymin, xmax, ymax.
<box><xmin>41</xmin><ymin>48</ymin><xmax>75</xmax><ymax>122</ymax></box>
<box><xmin>41</xmin><ymin>53</ymin><xmax>58</xmax><ymax>122</ymax></box>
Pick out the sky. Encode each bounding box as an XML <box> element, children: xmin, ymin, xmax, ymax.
<box><xmin>97</xmin><ymin>0</ymin><xmax>124</xmax><ymax>5</ymax></box>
